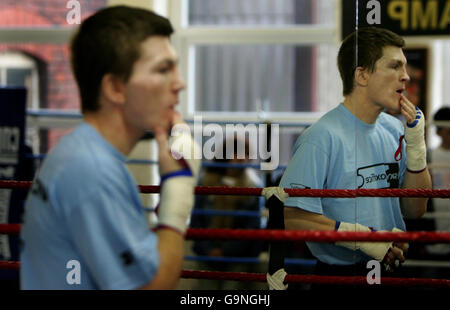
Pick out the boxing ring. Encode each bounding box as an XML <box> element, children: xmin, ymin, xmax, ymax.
<box><xmin>1</xmin><ymin>180</ymin><xmax>450</xmax><ymax>289</ymax></box>
<box><xmin>1</xmin><ymin>109</ymin><xmax>450</xmax><ymax>289</ymax></box>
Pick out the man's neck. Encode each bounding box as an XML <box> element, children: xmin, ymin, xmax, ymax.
<box><xmin>83</xmin><ymin>109</ymin><xmax>142</xmax><ymax>156</ymax></box>
<box><xmin>343</xmin><ymin>92</ymin><xmax>383</xmax><ymax>124</ymax></box>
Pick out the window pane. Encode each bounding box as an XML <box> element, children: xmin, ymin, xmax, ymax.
<box><xmin>0</xmin><ymin>43</ymin><xmax>77</xmax><ymax>110</ymax></box>
<box><xmin>192</xmin><ymin>44</ymin><xmax>342</xmax><ymax>113</ymax></box>
<box><xmin>188</xmin><ymin>0</ymin><xmax>335</xmax><ymax>26</ymax></box>
<box><xmin>6</xmin><ymin>68</ymin><xmax>32</xmax><ymax>86</ymax></box>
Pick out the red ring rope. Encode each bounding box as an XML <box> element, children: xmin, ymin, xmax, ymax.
<box><xmin>0</xmin><ymin>262</ymin><xmax>448</xmax><ymax>287</ymax></box>
<box><xmin>0</xmin><ymin>224</ymin><xmax>20</xmax><ymax>235</ymax></box>
<box><xmin>185</xmin><ymin>228</ymin><xmax>450</xmax><ymax>243</ymax></box>
<box><xmin>3</xmin><ymin>181</ymin><xmax>448</xmax><ymax>289</ymax></box>
<box><xmin>0</xmin><ymin>261</ymin><xmax>19</xmax><ymax>270</ymax></box>
<box><xmin>181</xmin><ymin>270</ymin><xmax>450</xmax><ymax>288</ymax></box>
<box><xmin>1</xmin><ymin>180</ymin><xmax>450</xmax><ymax>198</ymax></box>
<box><xmin>2</xmin><ymin>224</ymin><xmax>450</xmax><ymax>243</ymax></box>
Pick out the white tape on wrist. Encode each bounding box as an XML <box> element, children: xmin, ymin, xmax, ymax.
<box><xmin>335</xmin><ymin>222</ymin><xmax>392</xmax><ymax>262</ymax></box>
<box><xmin>157</xmin><ymin>129</ymin><xmax>201</xmax><ymax>234</ymax></box>
<box><xmin>266</xmin><ymin>268</ymin><xmax>288</xmax><ymax>290</ymax></box>
<box><xmin>405</xmin><ymin>107</ymin><xmax>427</xmax><ymax>172</ymax></box>
<box><xmin>158</xmin><ymin>177</ymin><xmax>196</xmax><ymax>234</ymax></box>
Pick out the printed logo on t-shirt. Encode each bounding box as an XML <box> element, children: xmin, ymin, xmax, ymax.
<box><xmin>357</xmin><ymin>163</ymin><xmax>399</xmax><ymax>189</ymax></box>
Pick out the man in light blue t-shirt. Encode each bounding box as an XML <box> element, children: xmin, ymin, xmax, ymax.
<box><xmin>20</xmin><ymin>6</ymin><xmax>200</xmax><ymax>290</ymax></box>
<box><xmin>280</xmin><ymin>27</ymin><xmax>432</xmax><ymax>280</ymax></box>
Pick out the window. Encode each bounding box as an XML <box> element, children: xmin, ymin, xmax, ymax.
<box><xmin>192</xmin><ymin>43</ymin><xmax>340</xmax><ymax>114</ymax></box>
<box><xmin>169</xmin><ymin>0</ymin><xmax>342</xmax><ymax>166</ymax></box>
<box><xmin>188</xmin><ymin>0</ymin><xmax>335</xmax><ymax>26</ymax></box>
<box><xmin>171</xmin><ymin>0</ymin><xmax>341</xmax><ymax>118</ymax></box>
<box><xmin>0</xmin><ymin>53</ymin><xmax>38</xmax><ymax>108</ymax></box>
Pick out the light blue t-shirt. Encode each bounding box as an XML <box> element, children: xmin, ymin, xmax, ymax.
<box><xmin>280</xmin><ymin>104</ymin><xmax>407</xmax><ymax>265</ymax></box>
<box><xmin>20</xmin><ymin>122</ymin><xmax>159</xmax><ymax>289</ymax></box>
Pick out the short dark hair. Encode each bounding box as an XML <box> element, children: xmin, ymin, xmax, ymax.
<box><xmin>337</xmin><ymin>27</ymin><xmax>405</xmax><ymax>96</ymax></box>
<box><xmin>434</xmin><ymin>106</ymin><xmax>450</xmax><ymax>130</ymax></box>
<box><xmin>70</xmin><ymin>6</ymin><xmax>174</xmax><ymax>113</ymax></box>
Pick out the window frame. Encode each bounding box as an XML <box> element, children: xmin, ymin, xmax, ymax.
<box><xmin>167</xmin><ymin>0</ymin><xmax>342</xmax><ymax>124</ymax></box>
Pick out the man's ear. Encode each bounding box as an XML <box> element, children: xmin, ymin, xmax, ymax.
<box><xmin>100</xmin><ymin>73</ymin><xmax>126</xmax><ymax>105</ymax></box>
<box><xmin>354</xmin><ymin>66</ymin><xmax>370</xmax><ymax>87</ymax></box>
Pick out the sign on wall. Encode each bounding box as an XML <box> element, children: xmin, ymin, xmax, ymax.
<box><xmin>342</xmin><ymin>0</ymin><xmax>450</xmax><ymax>39</ymax></box>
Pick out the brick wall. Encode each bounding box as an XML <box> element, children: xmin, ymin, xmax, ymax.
<box><xmin>0</xmin><ymin>0</ymin><xmax>107</xmax><ymax>149</ymax></box>
<box><xmin>0</xmin><ymin>0</ymin><xmax>107</xmax><ymax>25</ymax></box>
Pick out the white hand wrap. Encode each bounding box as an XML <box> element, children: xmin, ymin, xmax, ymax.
<box><xmin>157</xmin><ymin>128</ymin><xmax>201</xmax><ymax>234</ymax></box>
<box><xmin>335</xmin><ymin>222</ymin><xmax>395</xmax><ymax>262</ymax></box>
<box><xmin>266</xmin><ymin>268</ymin><xmax>288</xmax><ymax>290</ymax></box>
<box><xmin>405</xmin><ymin>107</ymin><xmax>427</xmax><ymax>172</ymax></box>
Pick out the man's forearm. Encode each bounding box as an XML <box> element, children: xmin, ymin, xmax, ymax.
<box><xmin>139</xmin><ymin>229</ymin><xmax>184</xmax><ymax>290</ymax></box>
<box><xmin>284</xmin><ymin>207</ymin><xmax>336</xmax><ymax>231</ymax></box>
<box><xmin>400</xmin><ymin>102</ymin><xmax>431</xmax><ymax>219</ymax></box>
<box><xmin>284</xmin><ymin>206</ymin><xmax>403</xmax><ymax>263</ymax></box>
<box><xmin>400</xmin><ymin>167</ymin><xmax>432</xmax><ymax>219</ymax></box>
